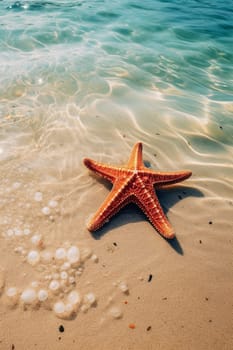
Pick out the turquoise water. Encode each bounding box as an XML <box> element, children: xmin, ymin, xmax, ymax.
<box><xmin>0</xmin><ymin>0</ymin><xmax>233</xmax><ymax>174</ymax></box>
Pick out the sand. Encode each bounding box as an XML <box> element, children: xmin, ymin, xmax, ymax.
<box><xmin>0</xmin><ymin>135</ymin><xmax>232</xmax><ymax>350</ymax></box>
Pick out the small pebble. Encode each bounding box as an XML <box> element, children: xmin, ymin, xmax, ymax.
<box><xmin>129</xmin><ymin>323</ymin><xmax>136</xmax><ymax>329</ymax></box>
<box><xmin>91</xmin><ymin>254</ymin><xmax>99</xmax><ymax>263</ymax></box>
<box><xmin>59</xmin><ymin>325</ymin><xmax>64</xmax><ymax>333</ymax></box>
<box><xmin>119</xmin><ymin>282</ymin><xmax>129</xmax><ymax>293</ymax></box>
<box><xmin>148</xmin><ymin>274</ymin><xmax>153</xmax><ymax>282</ymax></box>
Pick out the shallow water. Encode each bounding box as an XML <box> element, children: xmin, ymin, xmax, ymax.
<box><xmin>0</xmin><ymin>0</ymin><xmax>233</xmax><ymax>328</ymax></box>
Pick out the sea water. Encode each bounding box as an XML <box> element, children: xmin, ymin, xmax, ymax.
<box><xmin>1</xmin><ymin>1</ymin><xmax>232</xmax><ymax>167</ymax></box>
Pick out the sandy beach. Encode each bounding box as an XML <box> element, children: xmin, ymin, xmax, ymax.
<box><xmin>0</xmin><ymin>135</ymin><xmax>232</xmax><ymax>349</ymax></box>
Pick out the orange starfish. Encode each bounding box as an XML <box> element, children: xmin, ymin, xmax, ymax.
<box><xmin>83</xmin><ymin>142</ymin><xmax>192</xmax><ymax>239</ymax></box>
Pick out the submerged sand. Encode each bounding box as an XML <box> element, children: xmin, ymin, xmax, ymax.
<box><xmin>0</xmin><ymin>127</ymin><xmax>232</xmax><ymax>349</ymax></box>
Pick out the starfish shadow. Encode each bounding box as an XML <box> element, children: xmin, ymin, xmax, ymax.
<box><xmin>89</xmin><ymin>177</ymin><xmax>203</xmax><ymax>255</ymax></box>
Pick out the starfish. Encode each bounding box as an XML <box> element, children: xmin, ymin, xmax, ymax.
<box><xmin>83</xmin><ymin>142</ymin><xmax>192</xmax><ymax>239</ymax></box>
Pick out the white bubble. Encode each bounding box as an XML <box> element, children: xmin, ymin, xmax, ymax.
<box><xmin>6</xmin><ymin>287</ymin><xmax>19</xmax><ymax>306</ymax></box>
<box><xmin>23</xmin><ymin>228</ymin><xmax>31</xmax><ymax>236</ymax></box>
<box><xmin>6</xmin><ymin>287</ymin><xmax>18</xmax><ymax>298</ymax></box>
<box><xmin>67</xmin><ymin>291</ymin><xmax>81</xmax><ymax>307</ymax></box>
<box><xmin>55</xmin><ymin>248</ymin><xmax>66</xmax><ymax>261</ymax></box>
<box><xmin>52</xmin><ymin>273</ymin><xmax>60</xmax><ymax>280</ymax></box>
<box><xmin>69</xmin><ymin>276</ymin><xmax>75</xmax><ymax>284</ymax></box>
<box><xmin>40</xmin><ymin>250</ymin><xmax>53</xmax><ymax>263</ymax></box>
<box><xmin>27</xmin><ymin>250</ymin><xmax>40</xmax><ymax>265</ymax></box>
<box><xmin>53</xmin><ymin>301</ymin><xmax>65</xmax><ymax>316</ymax></box>
<box><xmin>84</xmin><ymin>292</ymin><xmax>96</xmax><ymax>306</ymax></box>
<box><xmin>34</xmin><ymin>192</ymin><xmax>43</xmax><ymax>202</ymax></box>
<box><xmin>42</xmin><ymin>207</ymin><xmax>50</xmax><ymax>215</ymax></box>
<box><xmin>6</xmin><ymin>229</ymin><xmax>14</xmax><ymax>237</ymax></box>
<box><xmin>14</xmin><ymin>228</ymin><xmax>22</xmax><ymax>236</ymax></box>
<box><xmin>53</xmin><ymin>301</ymin><xmax>73</xmax><ymax>319</ymax></box>
<box><xmin>60</xmin><ymin>271</ymin><xmax>68</xmax><ymax>280</ymax></box>
<box><xmin>67</xmin><ymin>246</ymin><xmax>80</xmax><ymax>265</ymax></box>
<box><xmin>109</xmin><ymin>306</ymin><xmax>123</xmax><ymax>319</ymax></box>
<box><xmin>31</xmin><ymin>234</ymin><xmax>42</xmax><ymax>246</ymax></box>
<box><xmin>60</xmin><ymin>262</ymin><xmax>71</xmax><ymax>271</ymax></box>
<box><xmin>12</xmin><ymin>182</ymin><xmax>21</xmax><ymax>189</ymax></box>
<box><xmin>21</xmin><ymin>288</ymin><xmax>36</xmax><ymax>304</ymax></box>
<box><xmin>49</xmin><ymin>280</ymin><xmax>60</xmax><ymax>292</ymax></box>
<box><xmin>38</xmin><ymin>289</ymin><xmax>48</xmax><ymax>302</ymax></box>
<box><xmin>31</xmin><ymin>281</ymin><xmax>39</xmax><ymax>288</ymax></box>
<box><xmin>48</xmin><ymin>200</ymin><xmax>58</xmax><ymax>208</ymax></box>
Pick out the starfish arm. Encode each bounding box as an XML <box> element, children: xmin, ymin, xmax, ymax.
<box><xmin>133</xmin><ymin>186</ymin><xmax>175</xmax><ymax>239</ymax></box>
<box><xmin>150</xmin><ymin>170</ymin><xmax>192</xmax><ymax>188</ymax></box>
<box><xmin>87</xmin><ymin>181</ymin><xmax>131</xmax><ymax>231</ymax></box>
<box><xmin>83</xmin><ymin>158</ymin><xmax>120</xmax><ymax>183</ymax></box>
<box><xmin>127</xmin><ymin>142</ymin><xmax>144</xmax><ymax>170</ymax></box>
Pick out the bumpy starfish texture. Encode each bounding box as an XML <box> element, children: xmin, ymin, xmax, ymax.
<box><xmin>83</xmin><ymin>142</ymin><xmax>192</xmax><ymax>239</ymax></box>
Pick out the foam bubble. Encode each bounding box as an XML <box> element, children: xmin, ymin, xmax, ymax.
<box><xmin>34</xmin><ymin>192</ymin><xmax>43</xmax><ymax>202</ymax></box>
<box><xmin>21</xmin><ymin>288</ymin><xmax>36</xmax><ymax>304</ymax></box>
<box><xmin>6</xmin><ymin>287</ymin><xmax>19</xmax><ymax>306</ymax></box>
<box><xmin>67</xmin><ymin>290</ymin><xmax>81</xmax><ymax>307</ymax></box>
<box><xmin>84</xmin><ymin>292</ymin><xmax>96</xmax><ymax>306</ymax></box>
<box><xmin>23</xmin><ymin>228</ymin><xmax>31</xmax><ymax>236</ymax></box>
<box><xmin>53</xmin><ymin>301</ymin><xmax>65</xmax><ymax>317</ymax></box>
<box><xmin>31</xmin><ymin>234</ymin><xmax>43</xmax><ymax>247</ymax></box>
<box><xmin>67</xmin><ymin>246</ymin><xmax>80</xmax><ymax>265</ymax></box>
<box><xmin>49</xmin><ymin>280</ymin><xmax>60</xmax><ymax>293</ymax></box>
<box><xmin>109</xmin><ymin>306</ymin><xmax>123</xmax><ymax>319</ymax></box>
<box><xmin>48</xmin><ymin>200</ymin><xmax>58</xmax><ymax>208</ymax></box>
<box><xmin>40</xmin><ymin>250</ymin><xmax>53</xmax><ymax>263</ymax></box>
<box><xmin>55</xmin><ymin>248</ymin><xmax>66</xmax><ymax>261</ymax></box>
<box><xmin>6</xmin><ymin>229</ymin><xmax>14</xmax><ymax>237</ymax></box>
<box><xmin>38</xmin><ymin>289</ymin><xmax>48</xmax><ymax>302</ymax></box>
<box><xmin>42</xmin><ymin>207</ymin><xmax>50</xmax><ymax>215</ymax></box>
<box><xmin>60</xmin><ymin>271</ymin><xmax>68</xmax><ymax>280</ymax></box>
<box><xmin>27</xmin><ymin>250</ymin><xmax>40</xmax><ymax>265</ymax></box>
<box><xmin>53</xmin><ymin>301</ymin><xmax>73</xmax><ymax>319</ymax></box>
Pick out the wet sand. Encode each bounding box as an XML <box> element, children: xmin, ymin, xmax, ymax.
<box><xmin>0</xmin><ymin>135</ymin><xmax>232</xmax><ymax>349</ymax></box>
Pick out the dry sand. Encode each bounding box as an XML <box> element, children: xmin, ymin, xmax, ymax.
<box><xmin>0</xmin><ymin>137</ymin><xmax>233</xmax><ymax>350</ymax></box>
